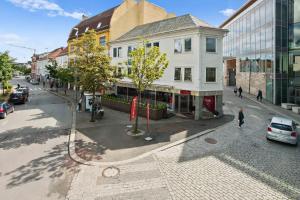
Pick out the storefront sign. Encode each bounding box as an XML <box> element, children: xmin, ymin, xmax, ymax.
<box><xmin>180</xmin><ymin>90</ymin><xmax>191</xmax><ymax>95</ymax></box>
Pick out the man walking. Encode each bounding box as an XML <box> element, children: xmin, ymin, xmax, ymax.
<box><xmin>257</xmin><ymin>89</ymin><xmax>262</xmax><ymax>102</ymax></box>
<box><xmin>238</xmin><ymin>86</ymin><xmax>243</xmax><ymax>98</ymax></box>
<box><xmin>238</xmin><ymin>108</ymin><xmax>245</xmax><ymax>128</ymax></box>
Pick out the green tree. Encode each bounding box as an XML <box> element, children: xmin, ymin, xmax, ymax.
<box><xmin>57</xmin><ymin>67</ymin><xmax>74</xmax><ymax>94</ymax></box>
<box><xmin>0</xmin><ymin>52</ymin><xmax>14</xmax><ymax>94</ymax></box>
<box><xmin>45</xmin><ymin>60</ymin><xmax>58</xmax><ymax>79</ymax></box>
<box><xmin>71</xmin><ymin>29</ymin><xmax>117</xmax><ymax>122</ymax></box>
<box><xmin>128</xmin><ymin>41</ymin><xmax>169</xmax><ymax>133</ymax></box>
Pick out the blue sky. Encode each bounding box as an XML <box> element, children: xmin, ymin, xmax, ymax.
<box><xmin>0</xmin><ymin>0</ymin><xmax>246</xmax><ymax>62</ymax></box>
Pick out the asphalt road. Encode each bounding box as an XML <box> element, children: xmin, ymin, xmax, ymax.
<box><xmin>0</xmin><ymin>77</ymin><xmax>76</xmax><ymax>200</ymax></box>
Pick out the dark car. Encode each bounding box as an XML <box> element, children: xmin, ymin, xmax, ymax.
<box><xmin>0</xmin><ymin>102</ymin><xmax>14</xmax><ymax>119</ymax></box>
<box><xmin>9</xmin><ymin>91</ymin><xmax>27</xmax><ymax>104</ymax></box>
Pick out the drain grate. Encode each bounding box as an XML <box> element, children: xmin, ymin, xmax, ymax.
<box><xmin>102</xmin><ymin>166</ymin><xmax>120</xmax><ymax>178</ymax></box>
<box><xmin>205</xmin><ymin>138</ymin><xmax>217</xmax><ymax>144</ymax></box>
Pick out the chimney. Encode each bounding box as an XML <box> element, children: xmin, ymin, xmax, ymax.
<box><xmin>82</xmin><ymin>15</ymin><xmax>89</xmax><ymax>21</ymax></box>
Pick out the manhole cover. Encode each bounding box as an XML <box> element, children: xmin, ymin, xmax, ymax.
<box><xmin>205</xmin><ymin>138</ymin><xmax>217</xmax><ymax>144</ymax></box>
<box><xmin>102</xmin><ymin>166</ymin><xmax>120</xmax><ymax>178</ymax></box>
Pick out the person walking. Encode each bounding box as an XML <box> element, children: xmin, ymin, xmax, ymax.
<box><xmin>238</xmin><ymin>108</ymin><xmax>245</xmax><ymax>128</ymax></box>
<box><xmin>234</xmin><ymin>86</ymin><xmax>238</xmax><ymax>96</ymax></box>
<box><xmin>238</xmin><ymin>86</ymin><xmax>243</xmax><ymax>98</ymax></box>
<box><xmin>257</xmin><ymin>89</ymin><xmax>262</xmax><ymax>102</ymax></box>
<box><xmin>78</xmin><ymin>98</ymin><xmax>82</xmax><ymax>112</ymax></box>
<box><xmin>43</xmin><ymin>81</ymin><xmax>45</xmax><ymax>88</ymax></box>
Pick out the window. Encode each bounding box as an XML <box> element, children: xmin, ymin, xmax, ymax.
<box><xmin>153</xmin><ymin>42</ymin><xmax>159</xmax><ymax>47</ymax></box>
<box><xmin>118</xmin><ymin>47</ymin><xmax>122</xmax><ymax>58</ymax></box>
<box><xmin>174</xmin><ymin>39</ymin><xmax>182</xmax><ymax>53</ymax></box>
<box><xmin>184</xmin><ymin>68</ymin><xmax>192</xmax><ymax>81</ymax></box>
<box><xmin>174</xmin><ymin>68</ymin><xmax>181</xmax><ymax>80</ymax></box>
<box><xmin>85</xmin><ymin>27</ymin><xmax>89</xmax><ymax>32</ymax></box>
<box><xmin>99</xmin><ymin>36</ymin><xmax>106</xmax><ymax>46</ymax></box>
<box><xmin>206</xmin><ymin>38</ymin><xmax>216</xmax><ymax>53</ymax></box>
<box><xmin>184</xmin><ymin>38</ymin><xmax>192</xmax><ymax>52</ymax></box>
<box><xmin>118</xmin><ymin>67</ymin><xmax>122</xmax><ymax>76</ymax></box>
<box><xmin>127</xmin><ymin>67</ymin><xmax>132</xmax><ymax>75</ymax></box>
<box><xmin>97</xmin><ymin>22</ymin><xmax>102</xmax><ymax>29</ymax></box>
<box><xmin>206</xmin><ymin>68</ymin><xmax>216</xmax><ymax>82</ymax></box>
<box><xmin>128</xmin><ymin>46</ymin><xmax>132</xmax><ymax>57</ymax></box>
<box><xmin>146</xmin><ymin>43</ymin><xmax>152</xmax><ymax>48</ymax></box>
<box><xmin>113</xmin><ymin>48</ymin><xmax>117</xmax><ymax>58</ymax></box>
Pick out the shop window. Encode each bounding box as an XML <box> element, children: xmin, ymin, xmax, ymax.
<box><xmin>206</xmin><ymin>38</ymin><xmax>216</xmax><ymax>53</ymax></box>
<box><xmin>206</xmin><ymin>68</ymin><xmax>216</xmax><ymax>82</ymax></box>
<box><xmin>174</xmin><ymin>68</ymin><xmax>181</xmax><ymax>80</ymax></box>
<box><xmin>184</xmin><ymin>68</ymin><xmax>192</xmax><ymax>81</ymax></box>
<box><xmin>184</xmin><ymin>38</ymin><xmax>192</xmax><ymax>52</ymax></box>
<box><xmin>153</xmin><ymin>42</ymin><xmax>159</xmax><ymax>47</ymax></box>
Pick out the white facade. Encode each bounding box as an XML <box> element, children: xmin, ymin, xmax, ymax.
<box><xmin>110</xmin><ymin>28</ymin><xmax>225</xmax><ymax>96</ymax></box>
<box><xmin>55</xmin><ymin>54</ymin><xmax>69</xmax><ymax>68</ymax></box>
<box><xmin>36</xmin><ymin>53</ymin><xmax>49</xmax><ymax>78</ymax></box>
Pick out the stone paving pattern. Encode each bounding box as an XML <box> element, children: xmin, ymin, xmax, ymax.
<box><xmin>66</xmin><ymin>88</ymin><xmax>300</xmax><ymax>200</ymax></box>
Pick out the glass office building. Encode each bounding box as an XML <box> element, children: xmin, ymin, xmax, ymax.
<box><xmin>221</xmin><ymin>0</ymin><xmax>300</xmax><ymax>105</ymax></box>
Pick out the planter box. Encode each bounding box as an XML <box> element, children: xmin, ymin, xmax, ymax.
<box><xmin>102</xmin><ymin>98</ymin><xmax>166</xmax><ymax>120</ymax></box>
<box><xmin>292</xmin><ymin>106</ymin><xmax>300</xmax><ymax>114</ymax></box>
<box><xmin>281</xmin><ymin>103</ymin><xmax>296</xmax><ymax>110</ymax></box>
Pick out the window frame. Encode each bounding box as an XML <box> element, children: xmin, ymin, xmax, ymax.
<box><xmin>174</xmin><ymin>67</ymin><xmax>182</xmax><ymax>81</ymax></box>
<box><xmin>99</xmin><ymin>36</ymin><xmax>106</xmax><ymax>47</ymax></box>
<box><xmin>184</xmin><ymin>38</ymin><xmax>192</xmax><ymax>52</ymax></box>
<box><xmin>206</xmin><ymin>37</ymin><xmax>217</xmax><ymax>53</ymax></box>
<box><xmin>113</xmin><ymin>48</ymin><xmax>117</xmax><ymax>58</ymax></box>
<box><xmin>174</xmin><ymin>39</ymin><xmax>183</xmax><ymax>54</ymax></box>
<box><xmin>184</xmin><ymin>67</ymin><xmax>192</xmax><ymax>81</ymax></box>
<box><xmin>117</xmin><ymin>47</ymin><xmax>122</xmax><ymax>58</ymax></box>
<box><xmin>206</xmin><ymin>67</ymin><xmax>217</xmax><ymax>83</ymax></box>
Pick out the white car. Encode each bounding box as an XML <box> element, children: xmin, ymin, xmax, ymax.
<box><xmin>267</xmin><ymin>117</ymin><xmax>299</xmax><ymax>146</ymax></box>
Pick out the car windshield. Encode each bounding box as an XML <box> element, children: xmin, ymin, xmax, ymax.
<box><xmin>271</xmin><ymin>123</ymin><xmax>293</xmax><ymax>131</ymax></box>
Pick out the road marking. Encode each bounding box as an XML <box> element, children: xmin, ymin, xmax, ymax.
<box><xmin>247</xmin><ymin>105</ymin><xmax>262</xmax><ymax>110</ymax></box>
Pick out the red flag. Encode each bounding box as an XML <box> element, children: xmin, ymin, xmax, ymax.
<box><xmin>130</xmin><ymin>96</ymin><xmax>137</xmax><ymax>121</ymax></box>
<box><xmin>146</xmin><ymin>99</ymin><xmax>150</xmax><ymax>130</ymax></box>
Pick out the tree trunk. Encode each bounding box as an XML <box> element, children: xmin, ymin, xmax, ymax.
<box><xmin>90</xmin><ymin>90</ymin><xmax>96</xmax><ymax>122</ymax></box>
<box><xmin>134</xmin><ymin>91</ymin><xmax>141</xmax><ymax>134</ymax></box>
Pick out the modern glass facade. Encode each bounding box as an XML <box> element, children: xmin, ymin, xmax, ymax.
<box><xmin>222</xmin><ymin>0</ymin><xmax>300</xmax><ymax>104</ymax></box>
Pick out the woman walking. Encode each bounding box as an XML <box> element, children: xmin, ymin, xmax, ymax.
<box><xmin>238</xmin><ymin>108</ymin><xmax>245</xmax><ymax>128</ymax></box>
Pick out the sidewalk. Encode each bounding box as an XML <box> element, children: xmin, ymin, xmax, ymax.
<box><xmin>226</xmin><ymin>87</ymin><xmax>300</xmax><ymax>124</ymax></box>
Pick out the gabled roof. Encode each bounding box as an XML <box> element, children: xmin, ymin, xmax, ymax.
<box><xmin>57</xmin><ymin>47</ymin><xmax>68</xmax><ymax>57</ymax></box>
<box><xmin>48</xmin><ymin>47</ymin><xmax>64</xmax><ymax>59</ymax></box>
<box><xmin>114</xmin><ymin>14</ymin><xmax>217</xmax><ymax>42</ymax></box>
<box><xmin>68</xmin><ymin>6</ymin><xmax>118</xmax><ymax>41</ymax></box>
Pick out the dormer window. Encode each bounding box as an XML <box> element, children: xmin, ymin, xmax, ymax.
<box><xmin>75</xmin><ymin>30</ymin><xmax>78</xmax><ymax>36</ymax></box>
<box><xmin>85</xmin><ymin>27</ymin><xmax>89</xmax><ymax>32</ymax></box>
<box><xmin>97</xmin><ymin>22</ymin><xmax>102</xmax><ymax>29</ymax></box>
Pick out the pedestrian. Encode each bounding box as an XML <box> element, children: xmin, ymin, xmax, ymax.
<box><xmin>17</xmin><ymin>84</ymin><xmax>20</xmax><ymax>89</ymax></box>
<box><xmin>78</xmin><ymin>98</ymin><xmax>82</xmax><ymax>112</ymax></box>
<box><xmin>238</xmin><ymin>86</ymin><xmax>243</xmax><ymax>98</ymax></box>
<box><xmin>43</xmin><ymin>81</ymin><xmax>45</xmax><ymax>88</ymax></box>
<box><xmin>234</xmin><ymin>86</ymin><xmax>238</xmax><ymax>96</ymax></box>
<box><xmin>257</xmin><ymin>89</ymin><xmax>262</xmax><ymax>102</ymax></box>
<box><xmin>238</xmin><ymin>108</ymin><xmax>245</xmax><ymax>128</ymax></box>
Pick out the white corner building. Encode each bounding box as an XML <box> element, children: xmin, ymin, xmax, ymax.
<box><xmin>110</xmin><ymin>14</ymin><xmax>227</xmax><ymax>120</ymax></box>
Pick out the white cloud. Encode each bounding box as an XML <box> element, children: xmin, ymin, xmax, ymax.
<box><xmin>220</xmin><ymin>8</ymin><xmax>236</xmax><ymax>17</ymax></box>
<box><xmin>8</xmin><ymin>0</ymin><xmax>85</xmax><ymax>20</ymax></box>
<box><xmin>0</xmin><ymin>33</ymin><xmax>26</xmax><ymax>45</ymax></box>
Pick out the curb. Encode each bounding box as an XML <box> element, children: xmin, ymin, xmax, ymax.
<box><xmin>243</xmin><ymin>94</ymin><xmax>300</xmax><ymax>125</ymax></box>
<box><xmin>47</xmin><ymin>89</ymin><xmax>223</xmax><ymax>166</ymax></box>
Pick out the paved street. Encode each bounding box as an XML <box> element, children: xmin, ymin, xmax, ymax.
<box><xmin>0</xmin><ymin>78</ymin><xmax>77</xmax><ymax>200</ymax></box>
<box><xmin>67</xmin><ymin>88</ymin><xmax>300</xmax><ymax>200</ymax></box>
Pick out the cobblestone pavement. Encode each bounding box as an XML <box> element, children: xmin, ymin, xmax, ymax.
<box><xmin>66</xmin><ymin>89</ymin><xmax>300</xmax><ymax>200</ymax></box>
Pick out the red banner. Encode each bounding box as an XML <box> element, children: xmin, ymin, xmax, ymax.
<box><xmin>130</xmin><ymin>96</ymin><xmax>137</xmax><ymax>121</ymax></box>
<box><xmin>146</xmin><ymin>100</ymin><xmax>150</xmax><ymax>129</ymax></box>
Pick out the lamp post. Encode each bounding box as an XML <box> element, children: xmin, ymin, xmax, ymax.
<box><xmin>73</xmin><ymin>28</ymin><xmax>79</xmax><ymax>103</ymax></box>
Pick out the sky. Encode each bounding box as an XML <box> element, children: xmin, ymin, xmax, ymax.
<box><xmin>0</xmin><ymin>0</ymin><xmax>247</xmax><ymax>63</ymax></box>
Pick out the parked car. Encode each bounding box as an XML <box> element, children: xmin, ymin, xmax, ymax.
<box><xmin>8</xmin><ymin>91</ymin><xmax>27</xmax><ymax>104</ymax></box>
<box><xmin>16</xmin><ymin>86</ymin><xmax>29</xmax><ymax>98</ymax></box>
<box><xmin>0</xmin><ymin>102</ymin><xmax>14</xmax><ymax>119</ymax></box>
<box><xmin>30</xmin><ymin>79</ymin><xmax>39</xmax><ymax>85</ymax></box>
<box><xmin>267</xmin><ymin>117</ymin><xmax>299</xmax><ymax>146</ymax></box>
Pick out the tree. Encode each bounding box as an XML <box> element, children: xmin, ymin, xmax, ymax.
<box><xmin>45</xmin><ymin>60</ymin><xmax>58</xmax><ymax>79</ymax></box>
<box><xmin>128</xmin><ymin>41</ymin><xmax>169</xmax><ymax>133</ymax></box>
<box><xmin>0</xmin><ymin>52</ymin><xmax>14</xmax><ymax>94</ymax></box>
<box><xmin>57</xmin><ymin>67</ymin><xmax>74</xmax><ymax>94</ymax></box>
<box><xmin>71</xmin><ymin>29</ymin><xmax>117</xmax><ymax>122</ymax></box>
